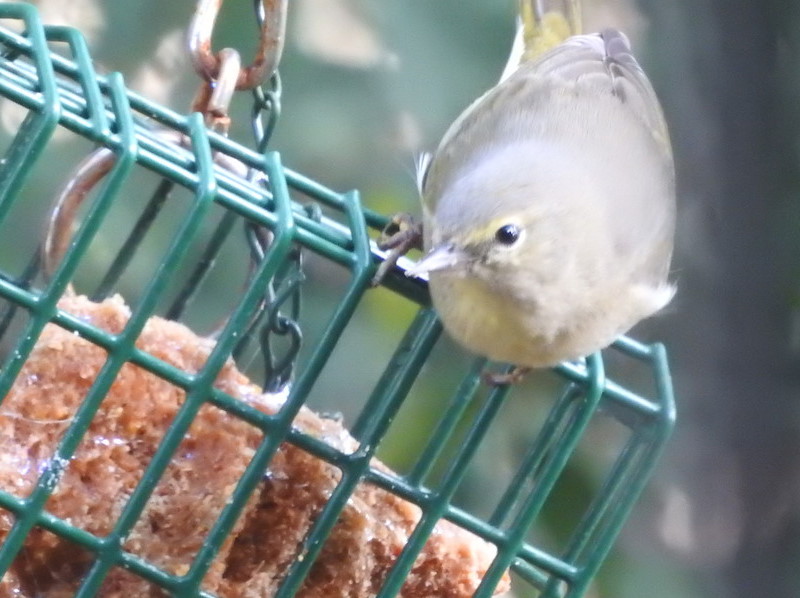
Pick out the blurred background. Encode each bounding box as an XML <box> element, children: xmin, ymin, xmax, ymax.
<box><xmin>1</xmin><ymin>0</ymin><xmax>799</xmax><ymax>597</ymax></box>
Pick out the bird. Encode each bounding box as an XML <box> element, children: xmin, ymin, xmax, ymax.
<box><xmin>380</xmin><ymin>0</ymin><xmax>676</xmax><ymax>384</ymax></box>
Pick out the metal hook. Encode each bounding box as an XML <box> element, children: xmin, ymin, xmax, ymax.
<box><xmin>43</xmin><ymin>147</ymin><xmax>116</xmax><ymax>286</ymax></box>
<box><xmin>42</xmin><ymin>131</ymin><xmax>249</xmax><ymax>289</ymax></box>
<box><xmin>188</xmin><ymin>0</ymin><xmax>288</xmax><ymax>91</ymax></box>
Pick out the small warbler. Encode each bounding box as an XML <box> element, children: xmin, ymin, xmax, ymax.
<box><xmin>386</xmin><ymin>0</ymin><xmax>675</xmax><ymax>382</ymax></box>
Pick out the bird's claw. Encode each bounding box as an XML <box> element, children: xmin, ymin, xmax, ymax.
<box><xmin>371</xmin><ymin>213</ymin><xmax>423</xmax><ymax>287</ymax></box>
<box><xmin>481</xmin><ymin>366</ymin><xmax>531</xmax><ymax>386</ymax></box>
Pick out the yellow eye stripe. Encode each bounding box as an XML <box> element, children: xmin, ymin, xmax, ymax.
<box><xmin>459</xmin><ymin>216</ymin><xmax>526</xmax><ymax>247</ymax></box>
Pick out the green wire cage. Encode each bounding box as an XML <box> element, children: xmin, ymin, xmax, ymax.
<box><xmin>0</xmin><ymin>4</ymin><xmax>675</xmax><ymax>597</ymax></box>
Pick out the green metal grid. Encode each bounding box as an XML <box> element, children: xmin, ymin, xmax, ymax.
<box><xmin>0</xmin><ymin>4</ymin><xmax>676</xmax><ymax>597</ymax></box>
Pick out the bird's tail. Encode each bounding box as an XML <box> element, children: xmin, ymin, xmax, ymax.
<box><xmin>501</xmin><ymin>0</ymin><xmax>582</xmax><ymax>81</ymax></box>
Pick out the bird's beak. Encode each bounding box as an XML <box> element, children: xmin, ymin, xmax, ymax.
<box><xmin>405</xmin><ymin>243</ymin><xmax>467</xmax><ymax>277</ymax></box>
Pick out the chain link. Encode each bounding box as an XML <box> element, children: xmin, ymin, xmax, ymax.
<box><xmin>234</xmin><ymin>230</ymin><xmax>305</xmax><ymax>392</ymax></box>
<box><xmin>239</xmin><ymin>71</ymin><xmax>309</xmax><ymax>390</ymax></box>
<box><xmin>237</xmin><ymin>0</ymin><xmax>306</xmax><ymax>391</ymax></box>
<box><xmin>185</xmin><ymin>0</ymin><xmax>303</xmax><ymax>390</ymax></box>
<box><xmin>189</xmin><ymin>46</ymin><xmax>241</xmax><ymax>133</ymax></box>
<box><xmin>251</xmin><ymin>72</ymin><xmax>282</xmax><ymax>154</ymax></box>
<box><xmin>188</xmin><ymin>0</ymin><xmax>287</xmax><ymax>90</ymax></box>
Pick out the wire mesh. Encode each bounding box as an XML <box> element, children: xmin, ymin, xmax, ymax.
<box><xmin>0</xmin><ymin>4</ymin><xmax>675</xmax><ymax>598</ymax></box>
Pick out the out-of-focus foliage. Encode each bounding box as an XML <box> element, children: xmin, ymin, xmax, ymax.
<box><xmin>2</xmin><ymin>1</ymin><xmax>799</xmax><ymax>597</ymax></box>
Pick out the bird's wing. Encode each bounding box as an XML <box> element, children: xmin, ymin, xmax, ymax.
<box><xmin>424</xmin><ymin>29</ymin><xmax>671</xmax><ymax>202</ymax></box>
<box><xmin>538</xmin><ymin>29</ymin><xmax>672</xmax><ymax>156</ymax></box>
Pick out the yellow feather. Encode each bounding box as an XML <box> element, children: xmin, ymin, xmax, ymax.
<box><xmin>519</xmin><ymin>0</ymin><xmax>582</xmax><ymax>60</ymax></box>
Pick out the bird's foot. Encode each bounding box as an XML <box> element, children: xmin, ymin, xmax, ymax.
<box><xmin>371</xmin><ymin>213</ymin><xmax>423</xmax><ymax>286</ymax></box>
<box><xmin>482</xmin><ymin>366</ymin><xmax>532</xmax><ymax>386</ymax></box>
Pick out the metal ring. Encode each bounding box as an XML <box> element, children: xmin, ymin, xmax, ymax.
<box><xmin>188</xmin><ymin>0</ymin><xmax>287</xmax><ymax>90</ymax></box>
<box><xmin>190</xmin><ymin>47</ymin><xmax>242</xmax><ymax>133</ymax></box>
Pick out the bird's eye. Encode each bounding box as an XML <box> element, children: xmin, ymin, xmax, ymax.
<box><xmin>494</xmin><ymin>224</ymin><xmax>521</xmax><ymax>246</ymax></box>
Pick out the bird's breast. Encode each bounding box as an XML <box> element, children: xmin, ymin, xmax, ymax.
<box><xmin>428</xmin><ymin>271</ymin><xmax>545</xmax><ymax>365</ymax></box>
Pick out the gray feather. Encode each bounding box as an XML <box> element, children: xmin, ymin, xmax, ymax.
<box><xmin>422</xmin><ymin>28</ymin><xmax>675</xmax><ymax>286</ymax></box>
<box><xmin>540</xmin><ymin>29</ymin><xmax>672</xmax><ymax>155</ymax></box>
